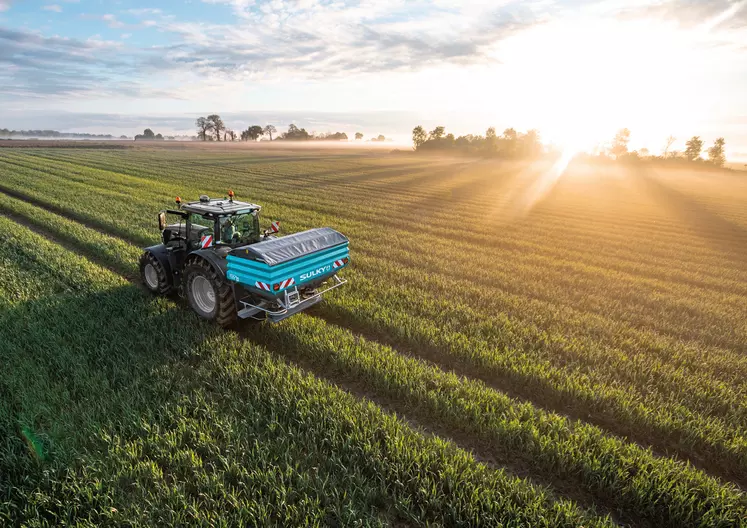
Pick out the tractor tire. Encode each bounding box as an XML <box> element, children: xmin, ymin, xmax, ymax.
<box><xmin>184</xmin><ymin>258</ymin><xmax>236</xmax><ymax>327</ymax></box>
<box><xmin>140</xmin><ymin>251</ymin><xmax>171</xmax><ymax>295</ymax></box>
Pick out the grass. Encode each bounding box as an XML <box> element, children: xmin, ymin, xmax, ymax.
<box><xmin>1</xmin><ymin>144</ymin><xmax>746</xmax><ymax>526</ymax></box>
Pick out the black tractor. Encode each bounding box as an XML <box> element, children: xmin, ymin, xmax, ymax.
<box><xmin>140</xmin><ymin>192</ymin><xmax>349</xmax><ymax>326</ymax></box>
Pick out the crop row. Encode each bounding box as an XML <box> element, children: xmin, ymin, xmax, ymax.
<box><xmin>0</xmin><ymin>215</ymin><xmax>609</xmax><ymax>527</ymax></box>
<box><xmin>1</xmin><ymin>192</ymin><xmax>746</xmax><ymax>525</ymax></box>
<box><xmin>1</xmin><ymin>154</ymin><xmax>746</xmax><ymax>482</ymax></box>
<box><xmin>0</xmin><ymin>156</ymin><xmax>743</xmax><ymax>394</ymax></box>
<box><xmin>4</xmin><ymin>150</ymin><xmax>742</xmax><ymax>283</ymax></box>
<box><xmin>1</xmin><ymin>155</ymin><xmax>745</xmax><ymax>355</ymax></box>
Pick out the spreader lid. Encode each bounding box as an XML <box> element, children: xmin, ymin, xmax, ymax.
<box><xmin>233</xmin><ymin>227</ymin><xmax>348</xmax><ymax>266</ymax></box>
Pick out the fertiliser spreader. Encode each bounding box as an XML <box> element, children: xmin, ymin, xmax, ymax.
<box><xmin>139</xmin><ymin>192</ymin><xmax>349</xmax><ymax>326</ymax></box>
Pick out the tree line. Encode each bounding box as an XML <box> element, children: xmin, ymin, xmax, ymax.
<box><xmin>412</xmin><ymin>125</ymin><xmax>543</xmax><ymax>159</ymax></box>
<box><xmin>599</xmin><ymin>129</ymin><xmax>727</xmax><ymax>167</ymax></box>
<box><xmin>411</xmin><ymin>125</ymin><xmax>730</xmax><ymax>168</ymax></box>
<box><xmin>194</xmin><ymin>115</ymin><xmax>385</xmax><ymax>142</ymax></box>
<box><xmin>0</xmin><ymin>129</ymin><xmax>118</xmax><ymax>139</ymax></box>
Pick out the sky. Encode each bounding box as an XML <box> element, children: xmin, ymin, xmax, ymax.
<box><xmin>1</xmin><ymin>0</ymin><xmax>746</xmax><ymax>157</ymax></box>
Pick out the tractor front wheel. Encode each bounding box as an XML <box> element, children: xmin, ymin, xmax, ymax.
<box><xmin>140</xmin><ymin>252</ymin><xmax>171</xmax><ymax>295</ymax></box>
<box><xmin>184</xmin><ymin>259</ymin><xmax>236</xmax><ymax>327</ymax></box>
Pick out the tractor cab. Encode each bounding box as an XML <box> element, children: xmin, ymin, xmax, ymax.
<box><xmin>158</xmin><ymin>193</ymin><xmax>265</xmax><ymax>252</ymax></box>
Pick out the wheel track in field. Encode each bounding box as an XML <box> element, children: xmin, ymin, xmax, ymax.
<box><xmin>0</xmin><ymin>200</ymin><xmax>633</xmax><ymax>525</ymax></box>
<box><xmin>3</xmin><ymin>155</ymin><xmax>745</xmax><ymax>297</ymax></box>
<box><xmin>6</xmin><ymin>152</ymin><xmax>744</xmax><ymax>281</ymax></box>
<box><xmin>0</xmin><ymin>185</ymin><xmax>744</xmax><ymax>490</ymax></box>
<box><xmin>1</xmin><ymin>175</ymin><xmax>745</xmax><ymax>361</ymax></box>
<box><xmin>2</xmin><ymin>184</ymin><xmax>746</xmax><ymax>492</ymax></box>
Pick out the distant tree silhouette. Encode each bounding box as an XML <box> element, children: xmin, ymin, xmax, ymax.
<box><xmin>685</xmin><ymin>136</ymin><xmax>703</xmax><ymax>161</ymax></box>
<box><xmin>412</xmin><ymin>126</ymin><xmax>427</xmax><ymax>149</ymax></box>
<box><xmin>429</xmin><ymin>126</ymin><xmax>446</xmax><ymax>140</ymax></box>
<box><xmin>278</xmin><ymin>124</ymin><xmax>311</xmax><ymax>140</ymax></box>
<box><xmin>196</xmin><ymin>117</ymin><xmax>213</xmax><ymax>141</ymax></box>
<box><xmin>664</xmin><ymin>135</ymin><xmax>676</xmax><ymax>158</ymax></box>
<box><xmin>708</xmin><ymin>137</ymin><xmax>726</xmax><ymax>167</ymax></box>
<box><xmin>208</xmin><ymin>114</ymin><xmax>224</xmax><ymax>141</ymax></box>
<box><xmin>355</xmin><ymin>132</ymin><xmax>364</xmax><ymax>140</ymax></box>
<box><xmin>520</xmin><ymin>129</ymin><xmax>542</xmax><ymax>157</ymax></box>
<box><xmin>610</xmin><ymin>128</ymin><xmax>631</xmax><ymax>158</ymax></box>
<box><xmin>242</xmin><ymin>125</ymin><xmax>263</xmax><ymax>141</ymax></box>
<box><xmin>135</xmin><ymin>128</ymin><xmax>162</xmax><ymax>141</ymax></box>
<box><xmin>263</xmin><ymin>124</ymin><xmax>276</xmax><ymax>141</ymax></box>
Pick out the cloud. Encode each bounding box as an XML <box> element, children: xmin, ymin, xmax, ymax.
<box><xmin>0</xmin><ymin>27</ymin><xmax>170</xmax><ymax>100</ymax></box>
<box><xmin>101</xmin><ymin>14</ymin><xmax>125</xmax><ymax>29</ymax></box>
<box><xmin>43</xmin><ymin>4</ymin><xmax>62</xmax><ymax>12</ymax></box>
<box><xmin>124</xmin><ymin>8</ymin><xmax>162</xmax><ymax>16</ymax></box>
<box><xmin>610</xmin><ymin>0</ymin><xmax>747</xmax><ymax>29</ymax></box>
<box><xmin>151</xmin><ymin>1</ymin><xmax>536</xmax><ymax>80</ymax></box>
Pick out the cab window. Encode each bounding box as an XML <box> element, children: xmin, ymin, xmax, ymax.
<box><xmin>218</xmin><ymin>212</ymin><xmax>259</xmax><ymax>245</ymax></box>
<box><xmin>188</xmin><ymin>213</ymin><xmax>213</xmax><ymax>248</ymax></box>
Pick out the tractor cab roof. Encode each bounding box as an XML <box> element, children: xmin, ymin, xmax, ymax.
<box><xmin>181</xmin><ymin>196</ymin><xmax>261</xmax><ymax>217</ymax></box>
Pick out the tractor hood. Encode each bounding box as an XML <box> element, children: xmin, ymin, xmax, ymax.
<box><xmin>230</xmin><ymin>227</ymin><xmax>348</xmax><ymax>267</ymax></box>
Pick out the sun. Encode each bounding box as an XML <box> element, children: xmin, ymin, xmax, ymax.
<box><xmin>493</xmin><ymin>14</ymin><xmax>704</xmax><ymax>154</ymax></box>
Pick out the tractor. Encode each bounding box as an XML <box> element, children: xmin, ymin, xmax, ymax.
<box><xmin>139</xmin><ymin>192</ymin><xmax>349</xmax><ymax>325</ymax></box>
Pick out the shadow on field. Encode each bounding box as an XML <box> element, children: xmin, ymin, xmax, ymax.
<box><xmin>296</xmin><ymin>300</ymin><xmax>747</xmax><ymax>490</ymax></box>
<box><xmin>632</xmin><ymin>169</ymin><xmax>747</xmax><ymax>262</ymax></box>
<box><xmin>234</xmin><ymin>313</ymin><xmax>642</xmax><ymax>526</ymax></box>
<box><xmin>288</xmin><ymin>160</ymin><xmax>463</xmax><ymax>191</ymax></box>
<box><xmin>0</xmin><ymin>284</ymin><xmax>216</xmax><ymax>503</ymax></box>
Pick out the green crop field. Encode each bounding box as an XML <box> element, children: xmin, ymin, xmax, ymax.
<box><xmin>1</xmin><ymin>143</ymin><xmax>746</xmax><ymax>527</ymax></box>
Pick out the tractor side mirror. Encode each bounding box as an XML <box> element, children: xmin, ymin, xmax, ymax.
<box><xmin>158</xmin><ymin>212</ymin><xmax>166</xmax><ymax>231</ymax></box>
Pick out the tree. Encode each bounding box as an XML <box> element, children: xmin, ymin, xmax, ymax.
<box><xmin>325</xmin><ymin>132</ymin><xmax>348</xmax><ymax>141</ymax></box>
<box><xmin>486</xmin><ymin>127</ymin><xmax>496</xmax><ymax>139</ymax></box>
<box><xmin>155</xmin><ymin>133</ymin><xmax>164</xmax><ymax>140</ymax></box>
<box><xmin>196</xmin><ymin>117</ymin><xmax>214</xmax><ymax>141</ymax></box>
<box><xmin>207</xmin><ymin>114</ymin><xmax>224</xmax><ymax>141</ymax></box>
<box><xmin>610</xmin><ymin>128</ymin><xmax>631</xmax><ymax>158</ymax></box>
<box><xmin>355</xmin><ymin>132</ymin><xmax>364</xmax><ymax>140</ymax></box>
<box><xmin>664</xmin><ymin>135</ymin><xmax>676</xmax><ymax>158</ymax></box>
<box><xmin>263</xmin><ymin>124</ymin><xmax>276</xmax><ymax>141</ymax></box>
<box><xmin>520</xmin><ymin>129</ymin><xmax>541</xmax><ymax>157</ymax></box>
<box><xmin>707</xmin><ymin>137</ymin><xmax>726</xmax><ymax>167</ymax></box>
<box><xmin>243</xmin><ymin>125</ymin><xmax>264</xmax><ymax>141</ymax></box>
<box><xmin>503</xmin><ymin>128</ymin><xmax>517</xmax><ymax>141</ymax></box>
<box><xmin>639</xmin><ymin>147</ymin><xmax>650</xmax><ymax>157</ymax></box>
<box><xmin>134</xmin><ymin>128</ymin><xmax>157</xmax><ymax>141</ymax></box>
<box><xmin>412</xmin><ymin>126</ymin><xmax>427</xmax><ymax>149</ymax></box>
<box><xmin>685</xmin><ymin>136</ymin><xmax>703</xmax><ymax>161</ymax></box>
<box><xmin>428</xmin><ymin>126</ymin><xmax>445</xmax><ymax>140</ymax></box>
<box><xmin>226</xmin><ymin>129</ymin><xmax>237</xmax><ymax>141</ymax></box>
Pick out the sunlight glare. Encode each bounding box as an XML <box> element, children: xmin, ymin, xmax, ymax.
<box><xmin>494</xmin><ymin>15</ymin><xmax>708</xmax><ymax>153</ymax></box>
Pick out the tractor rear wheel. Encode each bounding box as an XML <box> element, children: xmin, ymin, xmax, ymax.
<box><xmin>184</xmin><ymin>258</ymin><xmax>236</xmax><ymax>327</ymax></box>
<box><xmin>140</xmin><ymin>252</ymin><xmax>171</xmax><ymax>294</ymax></box>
